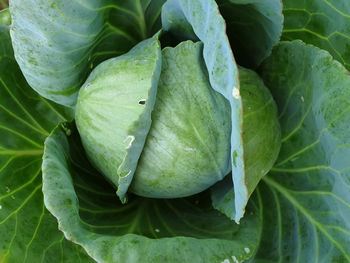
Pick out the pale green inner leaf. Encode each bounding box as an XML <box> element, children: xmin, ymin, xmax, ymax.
<box><xmin>75</xmin><ymin>34</ymin><xmax>162</xmax><ymax>202</ymax></box>
<box><xmin>131</xmin><ymin>40</ymin><xmax>232</xmax><ymax>199</ymax></box>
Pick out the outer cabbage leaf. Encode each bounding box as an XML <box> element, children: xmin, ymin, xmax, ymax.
<box><xmin>162</xmin><ymin>0</ymin><xmax>246</xmax><ymax>223</ymax></box>
<box><xmin>42</xmin><ymin>123</ymin><xmax>261</xmax><ymax>263</ymax></box>
<box><xmin>10</xmin><ymin>0</ymin><xmax>165</xmax><ymax>106</ymax></box>
<box><xmin>253</xmin><ymin>40</ymin><xmax>350</xmax><ymax>262</ymax></box>
<box><xmin>282</xmin><ymin>0</ymin><xmax>350</xmax><ymax>70</ymax></box>
<box><xmin>216</xmin><ymin>0</ymin><xmax>283</xmax><ymax>68</ymax></box>
<box><xmin>0</xmin><ymin>24</ymin><xmax>93</xmax><ymax>263</ymax></box>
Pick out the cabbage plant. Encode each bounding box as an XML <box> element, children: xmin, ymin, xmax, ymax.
<box><xmin>0</xmin><ymin>0</ymin><xmax>350</xmax><ymax>262</ymax></box>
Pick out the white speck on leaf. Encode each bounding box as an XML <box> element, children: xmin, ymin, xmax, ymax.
<box><xmin>6</xmin><ymin>187</ymin><xmax>10</xmax><ymax>193</ymax></box>
<box><xmin>232</xmin><ymin>87</ymin><xmax>240</xmax><ymax>99</ymax></box>
<box><xmin>125</xmin><ymin>135</ymin><xmax>135</xmax><ymax>149</ymax></box>
<box><xmin>301</xmin><ymin>96</ymin><xmax>305</xmax><ymax>102</ymax></box>
<box><xmin>184</xmin><ymin>147</ymin><xmax>196</xmax><ymax>152</ymax></box>
<box><xmin>0</xmin><ymin>205</ymin><xmax>2</xmax><ymax>210</ymax></box>
<box><xmin>155</xmin><ymin>229</ymin><xmax>160</xmax><ymax>233</ymax></box>
<box><xmin>232</xmin><ymin>256</ymin><xmax>239</xmax><ymax>263</ymax></box>
<box><xmin>222</xmin><ymin>260</ymin><xmax>230</xmax><ymax>263</ymax></box>
<box><xmin>244</xmin><ymin>247</ymin><xmax>250</xmax><ymax>254</ymax></box>
<box><xmin>142</xmin><ymin>59</ymin><xmax>148</xmax><ymax>63</ymax></box>
<box><xmin>11</xmin><ymin>195</ymin><xmax>15</xmax><ymax>200</ymax></box>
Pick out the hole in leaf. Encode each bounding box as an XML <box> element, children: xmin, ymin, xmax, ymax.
<box><xmin>138</xmin><ymin>99</ymin><xmax>146</xmax><ymax>105</ymax></box>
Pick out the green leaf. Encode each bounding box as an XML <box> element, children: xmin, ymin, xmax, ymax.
<box><xmin>0</xmin><ymin>8</ymin><xmax>10</xmax><ymax>25</ymax></box>
<box><xmin>0</xmin><ymin>25</ymin><xmax>92</xmax><ymax>263</ymax></box>
<box><xmin>282</xmin><ymin>0</ymin><xmax>350</xmax><ymax>70</ymax></box>
<box><xmin>42</xmin><ymin>123</ymin><xmax>261</xmax><ymax>263</ymax></box>
<box><xmin>162</xmin><ymin>0</ymin><xmax>246</xmax><ymax>223</ymax></box>
<box><xmin>236</xmin><ymin>67</ymin><xmax>281</xmax><ymax>195</ymax></box>
<box><xmin>10</xmin><ymin>0</ymin><xmax>165</xmax><ymax>106</ymax></box>
<box><xmin>255</xmin><ymin>40</ymin><xmax>350</xmax><ymax>262</ymax></box>
<box><xmin>216</xmin><ymin>0</ymin><xmax>283</xmax><ymax>68</ymax></box>
<box><xmin>131</xmin><ymin>41</ymin><xmax>232</xmax><ymax>198</ymax></box>
<box><xmin>75</xmin><ymin>33</ymin><xmax>162</xmax><ymax>202</ymax></box>
<box><xmin>212</xmin><ymin>67</ymin><xmax>281</xmax><ymax>218</ymax></box>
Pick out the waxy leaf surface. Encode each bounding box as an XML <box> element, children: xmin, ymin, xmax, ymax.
<box><xmin>0</xmin><ymin>24</ymin><xmax>93</xmax><ymax>263</ymax></box>
<box><xmin>217</xmin><ymin>0</ymin><xmax>283</xmax><ymax>68</ymax></box>
<box><xmin>283</xmin><ymin>0</ymin><xmax>350</xmax><ymax>70</ymax></box>
<box><xmin>10</xmin><ymin>0</ymin><xmax>165</xmax><ymax>106</ymax></box>
<box><xmin>255</xmin><ymin>40</ymin><xmax>350</xmax><ymax>262</ymax></box>
<box><xmin>162</xmin><ymin>0</ymin><xmax>246</xmax><ymax>222</ymax></box>
<box><xmin>42</xmin><ymin>123</ymin><xmax>261</xmax><ymax>263</ymax></box>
